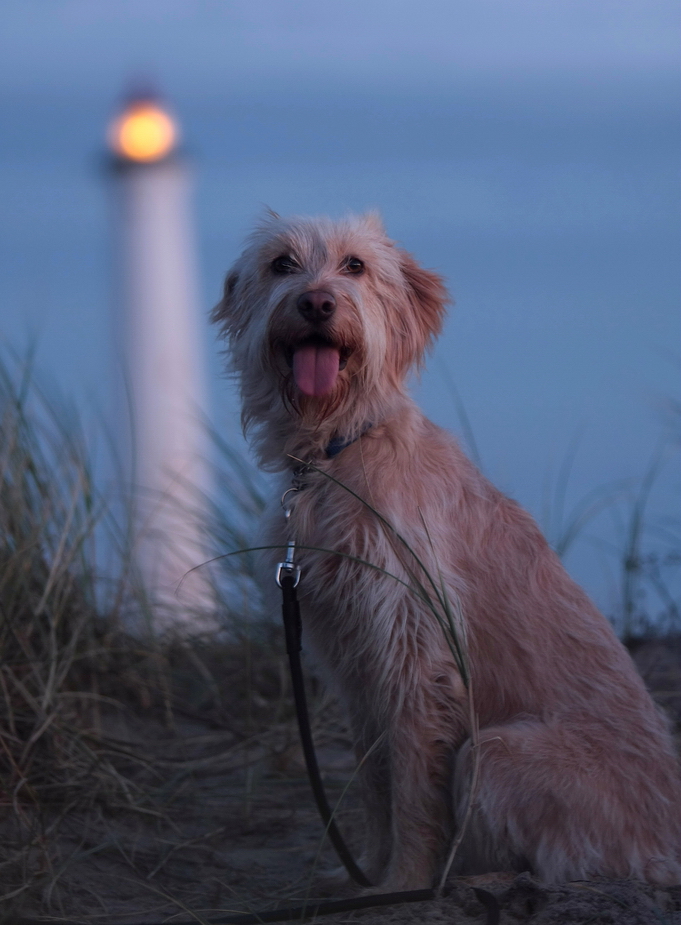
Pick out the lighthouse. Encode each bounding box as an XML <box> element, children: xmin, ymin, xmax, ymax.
<box><xmin>107</xmin><ymin>92</ymin><xmax>213</xmax><ymax>628</ymax></box>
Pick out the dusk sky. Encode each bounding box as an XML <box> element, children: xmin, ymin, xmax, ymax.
<box><xmin>0</xmin><ymin>0</ymin><xmax>678</xmax><ymax>619</ymax></box>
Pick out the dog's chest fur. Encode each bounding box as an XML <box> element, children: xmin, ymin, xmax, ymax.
<box><xmin>264</xmin><ymin>413</ymin><xmax>471</xmax><ymax>704</ymax></box>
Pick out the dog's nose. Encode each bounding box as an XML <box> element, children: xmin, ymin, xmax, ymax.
<box><xmin>296</xmin><ymin>290</ymin><xmax>336</xmax><ymax>323</ymax></box>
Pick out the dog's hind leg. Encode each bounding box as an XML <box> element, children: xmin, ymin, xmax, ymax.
<box><xmin>451</xmin><ymin>719</ymin><xmax>681</xmax><ymax>885</ymax></box>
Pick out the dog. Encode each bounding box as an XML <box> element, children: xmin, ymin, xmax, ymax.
<box><xmin>212</xmin><ymin>213</ymin><xmax>681</xmax><ymax>891</ymax></box>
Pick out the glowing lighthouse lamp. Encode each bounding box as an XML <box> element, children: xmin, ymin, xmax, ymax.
<box><xmin>109</xmin><ymin>100</ymin><xmax>177</xmax><ymax>162</ymax></box>
<box><xmin>108</xmin><ymin>94</ymin><xmax>213</xmax><ymax>628</ymax></box>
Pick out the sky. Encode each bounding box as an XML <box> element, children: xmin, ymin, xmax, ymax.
<box><xmin>0</xmin><ymin>0</ymin><xmax>679</xmax><ymax>623</ymax></box>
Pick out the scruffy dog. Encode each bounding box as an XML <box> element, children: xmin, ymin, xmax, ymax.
<box><xmin>213</xmin><ymin>213</ymin><xmax>681</xmax><ymax>891</ymax></box>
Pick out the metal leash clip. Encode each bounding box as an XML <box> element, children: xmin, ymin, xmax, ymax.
<box><xmin>275</xmin><ymin>489</ymin><xmax>301</xmax><ymax>588</ymax></box>
<box><xmin>275</xmin><ymin>539</ymin><xmax>301</xmax><ymax>589</ymax></box>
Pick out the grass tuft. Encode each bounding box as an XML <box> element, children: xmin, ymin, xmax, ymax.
<box><xmin>0</xmin><ymin>358</ymin><xmax>303</xmax><ymax>919</ymax></box>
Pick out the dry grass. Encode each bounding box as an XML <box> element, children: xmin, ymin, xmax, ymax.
<box><xmin>0</xmin><ymin>357</ymin><xmax>359</xmax><ymax>922</ymax></box>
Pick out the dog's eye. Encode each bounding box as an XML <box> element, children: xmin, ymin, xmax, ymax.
<box><xmin>343</xmin><ymin>256</ymin><xmax>365</xmax><ymax>275</ymax></box>
<box><xmin>271</xmin><ymin>255</ymin><xmax>300</xmax><ymax>274</ymax></box>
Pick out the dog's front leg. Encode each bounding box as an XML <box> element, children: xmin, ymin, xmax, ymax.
<box><xmin>346</xmin><ymin>632</ymin><xmax>466</xmax><ymax>891</ymax></box>
<box><xmin>376</xmin><ymin>715</ymin><xmax>456</xmax><ymax>892</ymax></box>
<box><xmin>349</xmin><ymin>724</ymin><xmax>392</xmax><ymax>884</ymax></box>
<box><xmin>349</xmin><ymin>708</ymin><xmax>443</xmax><ymax>889</ymax></box>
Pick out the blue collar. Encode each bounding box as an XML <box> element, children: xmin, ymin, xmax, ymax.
<box><xmin>325</xmin><ymin>424</ymin><xmax>372</xmax><ymax>458</ymax></box>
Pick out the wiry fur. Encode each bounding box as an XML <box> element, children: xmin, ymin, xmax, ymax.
<box><xmin>213</xmin><ymin>213</ymin><xmax>681</xmax><ymax>891</ymax></box>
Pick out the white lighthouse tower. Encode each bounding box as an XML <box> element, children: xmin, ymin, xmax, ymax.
<box><xmin>107</xmin><ymin>92</ymin><xmax>213</xmax><ymax>629</ymax></box>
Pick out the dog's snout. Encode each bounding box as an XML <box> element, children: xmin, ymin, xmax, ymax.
<box><xmin>296</xmin><ymin>290</ymin><xmax>336</xmax><ymax>323</ymax></box>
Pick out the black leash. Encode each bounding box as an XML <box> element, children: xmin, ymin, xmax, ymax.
<box><xmin>278</xmin><ymin>573</ymin><xmax>372</xmax><ymax>887</ymax></box>
<box><xmin>274</xmin><ymin>486</ymin><xmax>427</xmax><ymax>895</ymax></box>
<box><xmin>274</xmin><ymin>504</ymin><xmax>372</xmax><ymax>886</ymax></box>
<box><xmin>23</xmin><ymin>891</ymin><xmax>438</xmax><ymax>925</ymax></box>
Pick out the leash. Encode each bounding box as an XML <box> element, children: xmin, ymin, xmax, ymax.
<box><xmin>275</xmin><ymin>511</ymin><xmax>371</xmax><ymax>887</ymax></box>
<box><xmin>275</xmin><ymin>485</ymin><xmax>435</xmax><ymax>892</ymax></box>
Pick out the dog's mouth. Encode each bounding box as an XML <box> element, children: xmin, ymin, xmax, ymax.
<box><xmin>283</xmin><ymin>338</ymin><xmax>351</xmax><ymax>398</ymax></box>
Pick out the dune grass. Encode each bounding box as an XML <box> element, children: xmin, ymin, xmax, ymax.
<box><xmin>0</xmin><ymin>358</ymin><xmax>298</xmax><ymax>918</ymax></box>
<box><xmin>539</xmin><ymin>438</ymin><xmax>681</xmax><ymax>642</ymax></box>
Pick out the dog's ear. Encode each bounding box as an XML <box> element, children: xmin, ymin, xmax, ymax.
<box><xmin>398</xmin><ymin>250</ymin><xmax>449</xmax><ymax>350</ymax></box>
<box><xmin>211</xmin><ymin>269</ymin><xmax>239</xmax><ymax>327</ymax></box>
<box><xmin>361</xmin><ymin>211</ymin><xmax>386</xmax><ymax>235</ymax></box>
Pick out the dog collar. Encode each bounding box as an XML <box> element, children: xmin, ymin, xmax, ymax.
<box><xmin>289</xmin><ymin>425</ymin><xmax>373</xmax><ymax>488</ymax></box>
<box><xmin>325</xmin><ymin>424</ymin><xmax>372</xmax><ymax>459</ymax></box>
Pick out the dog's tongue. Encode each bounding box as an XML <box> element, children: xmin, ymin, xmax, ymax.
<box><xmin>292</xmin><ymin>343</ymin><xmax>340</xmax><ymax>397</ymax></box>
